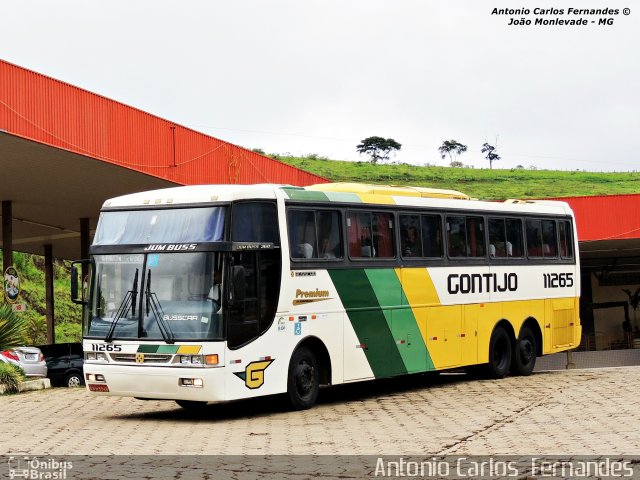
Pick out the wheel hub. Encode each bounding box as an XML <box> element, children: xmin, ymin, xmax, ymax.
<box><xmin>295</xmin><ymin>362</ymin><xmax>315</xmax><ymax>395</ymax></box>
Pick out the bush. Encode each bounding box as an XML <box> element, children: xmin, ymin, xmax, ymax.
<box><xmin>0</xmin><ymin>361</ymin><xmax>25</xmax><ymax>393</ymax></box>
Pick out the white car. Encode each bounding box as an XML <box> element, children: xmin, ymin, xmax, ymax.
<box><xmin>1</xmin><ymin>347</ymin><xmax>48</xmax><ymax>377</ymax></box>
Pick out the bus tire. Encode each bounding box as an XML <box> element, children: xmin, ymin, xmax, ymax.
<box><xmin>175</xmin><ymin>400</ymin><xmax>208</xmax><ymax>410</ymax></box>
<box><xmin>511</xmin><ymin>326</ymin><xmax>537</xmax><ymax>376</ymax></box>
<box><xmin>287</xmin><ymin>346</ymin><xmax>319</xmax><ymax>410</ymax></box>
<box><xmin>485</xmin><ymin>326</ymin><xmax>512</xmax><ymax>379</ymax></box>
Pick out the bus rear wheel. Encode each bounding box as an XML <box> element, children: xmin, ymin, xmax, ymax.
<box><xmin>287</xmin><ymin>346</ymin><xmax>319</xmax><ymax>410</ymax></box>
<box><xmin>485</xmin><ymin>326</ymin><xmax>512</xmax><ymax>379</ymax></box>
<box><xmin>511</xmin><ymin>326</ymin><xmax>537</xmax><ymax>376</ymax></box>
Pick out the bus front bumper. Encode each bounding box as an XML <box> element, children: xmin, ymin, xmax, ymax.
<box><xmin>83</xmin><ymin>363</ymin><xmax>226</xmax><ymax>402</ymax></box>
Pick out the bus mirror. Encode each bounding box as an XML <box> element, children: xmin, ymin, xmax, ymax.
<box><xmin>71</xmin><ymin>260</ymin><xmax>88</xmax><ymax>305</ymax></box>
<box><xmin>230</xmin><ymin>265</ymin><xmax>246</xmax><ymax>304</ymax></box>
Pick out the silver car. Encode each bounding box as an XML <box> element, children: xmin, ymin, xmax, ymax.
<box><xmin>1</xmin><ymin>346</ymin><xmax>48</xmax><ymax>377</ymax></box>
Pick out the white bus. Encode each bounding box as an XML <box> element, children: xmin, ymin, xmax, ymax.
<box><xmin>74</xmin><ymin>183</ymin><xmax>581</xmax><ymax>410</ymax></box>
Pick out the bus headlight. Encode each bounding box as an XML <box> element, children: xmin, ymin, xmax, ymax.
<box><xmin>85</xmin><ymin>352</ymin><xmax>108</xmax><ymax>362</ymax></box>
<box><xmin>177</xmin><ymin>354</ymin><xmax>220</xmax><ymax>366</ymax></box>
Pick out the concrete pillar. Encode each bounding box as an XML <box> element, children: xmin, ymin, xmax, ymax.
<box><xmin>80</xmin><ymin>217</ymin><xmax>90</xmax><ymax>280</ymax></box>
<box><xmin>45</xmin><ymin>244</ymin><xmax>55</xmax><ymax>344</ymax></box>
<box><xmin>2</xmin><ymin>200</ymin><xmax>12</xmax><ymax>271</ymax></box>
<box><xmin>566</xmin><ymin>350</ymin><xmax>575</xmax><ymax>369</ymax></box>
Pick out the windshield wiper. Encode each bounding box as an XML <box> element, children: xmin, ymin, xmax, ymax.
<box><xmin>105</xmin><ymin>269</ymin><xmax>138</xmax><ymax>342</ymax></box>
<box><xmin>145</xmin><ymin>269</ymin><xmax>175</xmax><ymax>344</ymax></box>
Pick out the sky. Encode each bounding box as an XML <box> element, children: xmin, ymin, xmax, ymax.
<box><xmin>1</xmin><ymin>0</ymin><xmax>638</xmax><ymax>171</ymax></box>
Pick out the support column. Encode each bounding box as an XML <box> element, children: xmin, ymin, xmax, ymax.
<box><xmin>80</xmin><ymin>217</ymin><xmax>90</xmax><ymax>280</ymax></box>
<box><xmin>2</xmin><ymin>200</ymin><xmax>12</xmax><ymax>271</ymax></box>
<box><xmin>45</xmin><ymin>244</ymin><xmax>55</xmax><ymax>344</ymax></box>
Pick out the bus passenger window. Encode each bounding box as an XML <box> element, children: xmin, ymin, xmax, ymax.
<box><xmin>400</xmin><ymin>215</ymin><xmax>422</xmax><ymax>257</ymax></box>
<box><xmin>447</xmin><ymin>216</ymin><xmax>485</xmax><ymax>257</ymax></box>
<box><xmin>466</xmin><ymin>216</ymin><xmax>485</xmax><ymax>257</ymax></box>
<box><xmin>317</xmin><ymin>210</ymin><xmax>342</xmax><ymax>259</ymax></box>
<box><xmin>288</xmin><ymin>209</ymin><xmax>343</xmax><ymax>260</ymax></box>
<box><xmin>559</xmin><ymin>221</ymin><xmax>573</xmax><ymax>258</ymax></box>
<box><xmin>347</xmin><ymin>211</ymin><xmax>395</xmax><ymax>258</ymax></box>
<box><xmin>505</xmin><ymin>219</ymin><xmax>524</xmax><ymax>257</ymax></box>
<box><xmin>488</xmin><ymin>218</ymin><xmax>507</xmax><ymax>258</ymax></box>
<box><xmin>288</xmin><ymin>210</ymin><xmax>317</xmax><ymax>259</ymax></box>
<box><xmin>447</xmin><ymin>216</ymin><xmax>466</xmax><ymax>257</ymax></box>
<box><xmin>541</xmin><ymin>220</ymin><xmax>557</xmax><ymax>257</ymax></box>
<box><xmin>526</xmin><ymin>219</ymin><xmax>543</xmax><ymax>257</ymax></box>
<box><xmin>421</xmin><ymin>214</ymin><xmax>443</xmax><ymax>257</ymax></box>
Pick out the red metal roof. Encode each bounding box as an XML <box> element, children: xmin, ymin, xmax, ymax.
<box><xmin>0</xmin><ymin>59</ymin><xmax>326</xmax><ymax>186</ymax></box>
<box><xmin>2</xmin><ymin>60</ymin><xmax>637</xmax><ymax>245</ymax></box>
<box><xmin>553</xmin><ymin>194</ymin><xmax>640</xmax><ymax>242</ymax></box>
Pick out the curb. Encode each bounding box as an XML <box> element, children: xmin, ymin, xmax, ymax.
<box><xmin>0</xmin><ymin>377</ymin><xmax>51</xmax><ymax>395</ymax></box>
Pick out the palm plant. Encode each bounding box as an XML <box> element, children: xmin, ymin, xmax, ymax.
<box><xmin>0</xmin><ymin>304</ymin><xmax>26</xmax><ymax>350</ymax></box>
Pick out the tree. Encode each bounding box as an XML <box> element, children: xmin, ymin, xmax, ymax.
<box><xmin>481</xmin><ymin>142</ymin><xmax>501</xmax><ymax>169</ymax></box>
<box><xmin>356</xmin><ymin>136</ymin><xmax>402</xmax><ymax>164</ymax></box>
<box><xmin>438</xmin><ymin>140</ymin><xmax>467</xmax><ymax>165</ymax></box>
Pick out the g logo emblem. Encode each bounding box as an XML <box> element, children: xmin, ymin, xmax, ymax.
<box><xmin>234</xmin><ymin>359</ymin><xmax>274</xmax><ymax>389</ymax></box>
<box><xmin>136</xmin><ymin>353</ymin><xmax>145</xmax><ymax>363</ymax></box>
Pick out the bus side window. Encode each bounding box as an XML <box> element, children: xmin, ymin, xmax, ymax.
<box><xmin>347</xmin><ymin>211</ymin><xmax>395</xmax><ymax>259</ymax></box>
<box><xmin>400</xmin><ymin>215</ymin><xmax>422</xmax><ymax>257</ymax></box>
<box><xmin>447</xmin><ymin>216</ymin><xmax>467</xmax><ymax>257</ymax></box>
<box><xmin>505</xmin><ymin>218</ymin><xmax>524</xmax><ymax>257</ymax></box>
<box><xmin>421</xmin><ymin>214</ymin><xmax>442</xmax><ymax>258</ymax></box>
<box><xmin>288</xmin><ymin>210</ymin><xmax>317</xmax><ymax>259</ymax></box>
<box><xmin>541</xmin><ymin>220</ymin><xmax>557</xmax><ymax>257</ymax></box>
<box><xmin>488</xmin><ymin>218</ymin><xmax>507</xmax><ymax>258</ymax></box>
<box><xmin>559</xmin><ymin>221</ymin><xmax>574</xmax><ymax>258</ymax></box>
<box><xmin>232</xmin><ymin>202</ymin><xmax>280</xmax><ymax>244</ymax></box>
<box><xmin>347</xmin><ymin>211</ymin><xmax>372</xmax><ymax>258</ymax></box>
<box><xmin>526</xmin><ymin>219</ymin><xmax>543</xmax><ymax>257</ymax></box>
<box><xmin>466</xmin><ymin>216</ymin><xmax>485</xmax><ymax>257</ymax></box>
<box><xmin>317</xmin><ymin>210</ymin><xmax>343</xmax><ymax>259</ymax></box>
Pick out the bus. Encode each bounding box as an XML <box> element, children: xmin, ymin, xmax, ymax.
<box><xmin>73</xmin><ymin>182</ymin><xmax>581</xmax><ymax>410</ymax></box>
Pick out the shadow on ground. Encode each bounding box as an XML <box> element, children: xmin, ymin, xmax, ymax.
<box><xmin>106</xmin><ymin>371</ymin><xmax>477</xmax><ymax>423</ymax></box>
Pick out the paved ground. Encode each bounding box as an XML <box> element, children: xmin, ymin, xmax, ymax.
<box><xmin>2</xmin><ymin>366</ymin><xmax>639</xmax><ymax>457</ymax></box>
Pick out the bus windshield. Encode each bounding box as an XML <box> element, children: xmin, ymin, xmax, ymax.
<box><xmin>93</xmin><ymin>207</ymin><xmax>226</xmax><ymax>245</ymax></box>
<box><xmin>85</xmin><ymin>252</ymin><xmax>224</xmax><ymax>341</ymax></box>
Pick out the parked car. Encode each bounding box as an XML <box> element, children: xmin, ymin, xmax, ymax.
<box><xmin>0</xmin><ymin>346</ymin><xmax>48</xmax><ymax>378</ymax></box>
<box><xmin>37</xmin><ymin>343</ymin><xmax>84</xmax><ymax>387</ymax></box>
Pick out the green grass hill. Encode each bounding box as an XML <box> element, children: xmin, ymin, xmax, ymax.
<box><xmin>277</xmin><ymin>155</ymin><xmax>639</xmax><ymax>200</ymax></box>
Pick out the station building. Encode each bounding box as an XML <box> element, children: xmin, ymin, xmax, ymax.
<box><xmin>1</xmin><ymin>60</ymin><xmax>639</xmax><ymax>351</ymax></box>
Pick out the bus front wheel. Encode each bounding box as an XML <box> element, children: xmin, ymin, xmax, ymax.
<box><xmin>485</xmin><ymin>326</ymin><xmax>512</xmax><ymax>379</ymax></box>
<box><xmin>511</xmin><ymin>326</ymin><xmax>537</xmax><ymax>376</ymax></box>
<box><xmin>287</xmin><ymin>346</ymin><xmax>319</xmax><ymax>410</ymax></box>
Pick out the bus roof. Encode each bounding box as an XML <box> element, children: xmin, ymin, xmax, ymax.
<box><xmin>307</xmin><ymin>182</ymin><xmax>470</xmax><ymax>200</ymax></box>
<box><xmin>102</xmin><ymin>183</ymin><xmax>574</xmax><ymax>217</ymax></box>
